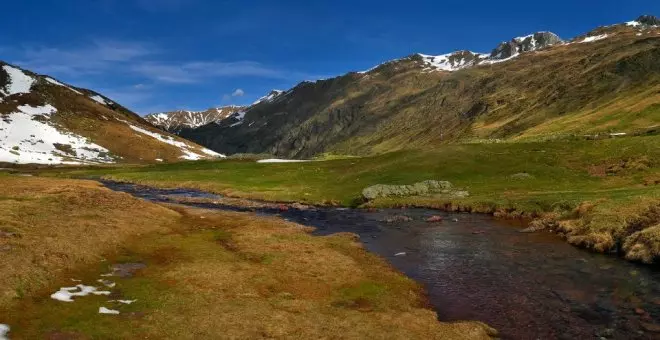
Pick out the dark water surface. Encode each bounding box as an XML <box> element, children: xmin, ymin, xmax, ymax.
<box><xmin>103</xmin><ymin>181</ymin><xmax>660</xmax><ymax>340</ymax></box>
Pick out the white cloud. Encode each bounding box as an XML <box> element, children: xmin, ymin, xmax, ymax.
<box><xmin>132</xmin><ymin>61</ymin><xmax>289</xmax><ymax>84</ymax></box>
<box><xmin>7</xmin><ymin>40</ymin><xmax>323</xmax><ymax>86</ymax></box>
<box><xmin>2</xmin><ymin>39</ymin><xmax>325</xmax><ymax>115</ymax></box>
<box><xmin>13</xmin><ymin>40</ymin><xmax>154</xmax><ymax>76</ymax></box>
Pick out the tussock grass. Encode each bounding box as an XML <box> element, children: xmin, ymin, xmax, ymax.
<box><xmin>0</xmin><ymin>175</ymin><xmax>495</xmax><ymax>339</ymax></box>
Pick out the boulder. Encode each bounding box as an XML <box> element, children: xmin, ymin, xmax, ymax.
<box><xmin>362</xmin><ymin>180</ymin><xmax>455</xmax><ymax>201</ymax></box>
<box><xmin>426</xmin><ymin>216</ymin><xmax>444</xmax><ymax>222</ymax></box>
<box><xmin>290</xmin><ymin>203</ymin><xmax>312</xmax><ymax>211</ymax></box>
<box><xmin>383</xmin><ymin>215</ymin><xmax>413</xmax><ymax>223</ymax></box>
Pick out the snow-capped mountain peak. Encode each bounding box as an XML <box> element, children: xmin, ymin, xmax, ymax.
<box><xmin>412</xmin><ymin>31</ymin><xmax>562</xmax><ymax>73</ymax></box>
<box><xmin>417</xmin><ymin>51</ymin><xmax>489</xmax><ymax>72</ymax></box>
<box><xmin>627</xmin><ymin>15</ymin><xmax>660</xmax><ymax>28</ymax></box>
<box><xmin>252</xmin><ymin>90</ymin><xmax>284</xmax><ymax>106</ymax></box>
<box><xmin>145</xmin><ymin>106</ymin><xmax>245</xmax><ymax>132</ymax></box>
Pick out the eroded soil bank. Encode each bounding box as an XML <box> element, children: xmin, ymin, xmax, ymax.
<box><xmin>103</xmin><ymin>181</ymin><xmax>660</xmax><ymax>340</ymax></box>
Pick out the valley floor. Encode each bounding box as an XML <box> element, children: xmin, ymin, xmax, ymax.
<box><xmin>0</xmin><ymin>175</ymin><xmax>495</xmax><ymax>339</ymax></box>
<box><xmin>47</xmin><ymin>135</ymin><xmax>660</xmax><ymax>263</ymax></box>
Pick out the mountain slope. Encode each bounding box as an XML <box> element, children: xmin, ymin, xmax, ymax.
<box><xmin>145</xmin><ymin>106</ymin><xmax>244</xmax><ymax>133</ymax></box>
<box><xmin>178</xmin><ymin>16</ymin><xmax>660</xmax><ymax>159</ymax></box>
<box><xmin>0</xmin><ymin>62</ymin><xmax>222</xmax><ymax>164</ymax></box>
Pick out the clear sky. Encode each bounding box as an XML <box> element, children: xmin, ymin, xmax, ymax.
<box><xmin>2</xmin><ymin>0</ymin><xmax>658</xmax><ymax>114</ymax></box>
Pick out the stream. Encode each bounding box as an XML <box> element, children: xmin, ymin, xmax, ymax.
<box><xmin>103</xmin><ymin>181</ymin><xmax>660</xmax><ymax>340</ymax></box>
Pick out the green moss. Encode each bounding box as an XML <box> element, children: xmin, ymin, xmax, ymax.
<box><xmin>334</xmin><ymin>281</ymin><xmax>389</xmax><ymax>310</ymax></box>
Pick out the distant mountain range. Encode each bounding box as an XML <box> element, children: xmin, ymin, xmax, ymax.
<box><xmin>154</xmin><ymin>15</ymin><xmax>660</xmax><ymax>158</ymax></box>
<box><xmin>0</xmin><ymin>62</ymin><xmax>222</xmax><ymax>164</ymax></box>
<box><xmin>144</xmin><ymin>90</ymin><xmax>287</xmax><ymax>133</ymax></box>
<box><xmin>4</xmin><ymin>15</ymin><xmax>657</xmax><ymax>164</ymax></box>
<box><xmin>145</xmin><ymin>106</ymin><xmax>244</xmax><ymax>133</ymax></box>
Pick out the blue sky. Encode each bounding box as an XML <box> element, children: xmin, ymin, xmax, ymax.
<box><xmin>2</xmin><ymin>0</ymin><xmax>658</xmax><ymax>114</ymax></box>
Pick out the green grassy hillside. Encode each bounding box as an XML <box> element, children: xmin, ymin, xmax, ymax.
<box><xmin>181</xmin><ymin>23</ymin><xmax>660</xmax><ymax>159</ymax></box>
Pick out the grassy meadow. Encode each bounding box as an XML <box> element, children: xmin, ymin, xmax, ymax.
<box><xmin>0</xmin><ymin>175</ymin><xmax>495</xmax><ymax>339</ymax></box>
<box><xmin>45</xmin><ymin>134</ymin><xmax>660</xmax><ymax>262</ymax></box>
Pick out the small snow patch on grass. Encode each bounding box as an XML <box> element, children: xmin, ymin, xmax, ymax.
<box><xmin>580</xmin><ymin>34</ymin><xmax>609</xmax><ymax>43</ymax></box>
<box><xmin>119</xmin><ymin>119</ymin><xmax>223</xmax><ymax>160</ymax></box>
<box><xmin>99</xmin><ymin>307</ymin><xmax>120</xmax><ymax>315</ymax></box>
<box><xmin>89</xmin><ymin>95</ymin><xmax>111</xmax><ymax>106</ymax></box>
<box><xmin>117</xmin><ymin>300</ymin><xmax>137</xmax><ymax>305</ymax></box>
<box><xmin>97</xmin><ymin>279</ymin><xmax>116</xmax><ymax>288</ymax></box>
<box><xmin>0</xmin><ymin>324</ymin><xmax>9</xmax><ymax>340</ymax></box>
<box><xmin>201</xmin><ymin>148</ymin><xmax>224</xmax><ymax>157</ymax></box>
<box><xmin>50</xmin><ymin>285</ymin><xmax>111</xmax><ymax>302</ymax></box>
<box><xmin>44</xmin><ymin>77</ymin><xmax>83</xmax><ymax>95</ymax></box>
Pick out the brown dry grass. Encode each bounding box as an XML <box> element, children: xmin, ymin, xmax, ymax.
<box><xmin>0</xmin><ymin>175</ymin><xmax>177</xmax><ymax>307</ymax></box>
<box><xmin>0</xmin><ymin>175</ymin><xmax>495</xmax><ymax>339</ymax></box>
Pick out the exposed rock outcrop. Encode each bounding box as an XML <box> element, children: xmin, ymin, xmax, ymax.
<box><xmin>362</xmin><ymin>180</ymin><xmax>468</xmax><ymax>201</ymax></box>
<box><xmin>490</xmin><ymin>32</ymin><xmax>563</xmax><ymax>60</ymax></box>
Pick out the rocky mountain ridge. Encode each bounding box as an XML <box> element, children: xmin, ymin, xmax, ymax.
<box><xmin>168</xmin><ymin>15</ymin><xmax>660</xmax><ymax>159</ymax></box>
<box><xmin>145</xmin><ymin>106</ymin><xmax>244</xmax><ymax>132</ymax></box>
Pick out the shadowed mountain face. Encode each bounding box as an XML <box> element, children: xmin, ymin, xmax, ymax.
<box><xmin>168</xmin><ymin>17</ymin><xmax>660</xmax><ymax>159</ymax></box>
<box><xmin>0</xmin><ymin>62</ymin><xmax>222</xmax><ymax>164</ymax></box>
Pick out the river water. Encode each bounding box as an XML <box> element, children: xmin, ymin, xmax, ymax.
<box><xmin>103</xmin><ymin>181</ymin><xmax>660</xmax><ymax>340</ymax></box>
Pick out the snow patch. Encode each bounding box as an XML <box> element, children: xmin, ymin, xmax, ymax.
<box><xmin>99</xmin><ymin>307</ymin><xmax>120</xmax><ymax>315</ymax></box>
<box><xmin>0</xmin><ymin>105</ymin><xmax>114</xmax><ymax>164</ymax></box>
<box><xmin>257</xmin><ymin>159</ymin><xmax>311</xmax><ymax>163</ymax></box>
<box><xmin>0</xmin><ymin>324</ymin><xmax>9</xmax><ymax>340</ymax></box>
<box><xmin>121</xmin><ymin>120</ymin><xmax>225</xmax><ymax>160</ymax></box>
<box><xmin>1</xmin><ymin>65</ymin><xmax>35</xmax><ymax>97</ymax></box>
<box><xmin>513</xmin><ymin>34</ymin><xmax>534</xmax><ymax>42</ymax></box>
<box><xmin>228</xmin><ymin>111</ymin><xmax>247</xmax><ymax>127</ymax></box>
<box><xmin>97</xmin><ymin>279</ymin><xmax>116</xmax><ymax>288</ymax></box>
<box><xmin>580</xmin><ymin>34</ymin><xmax>609</xmax><ymax>43</ymax></box>
<box><xmin>626</xmin><ymin>21</ymin><xmax>641</xmax><ymax>27</ymax></box>
<box><xmin>44</xmin><ymin>77</ymin><xmax>83</xmax><ymax>95</ymax></box>
<box><xmin>417</xmin><ymin>52</ymin><xmax>487</xmax><ymax>72</ymax></box>
<box><xmin>146</xmin><ymin>107</ymin><xmax>245</xmax><ymax>130</ymax></box>
<box><xmin>252</xmin><ymin>90</ymin><xmax>284</xmax><ymax>105</ymax></box>
<box><xmin>50</xmin><ymin>285</ymin><xmax>111</xmax><ymax>302</ymax></box>
<box><xmin>90</xmin><ymin>95</ymin><xmax>112</xmax><ymax>106</ymax></box>
<box><xmin>117</xmin><ymin>300</ymin><xmax>137</xmax><ymax>304</ymax></box>
<box><xmin>200</xmin><ymin>148</ymin><xmax>221</xmax><ymax>156</ymax></box>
